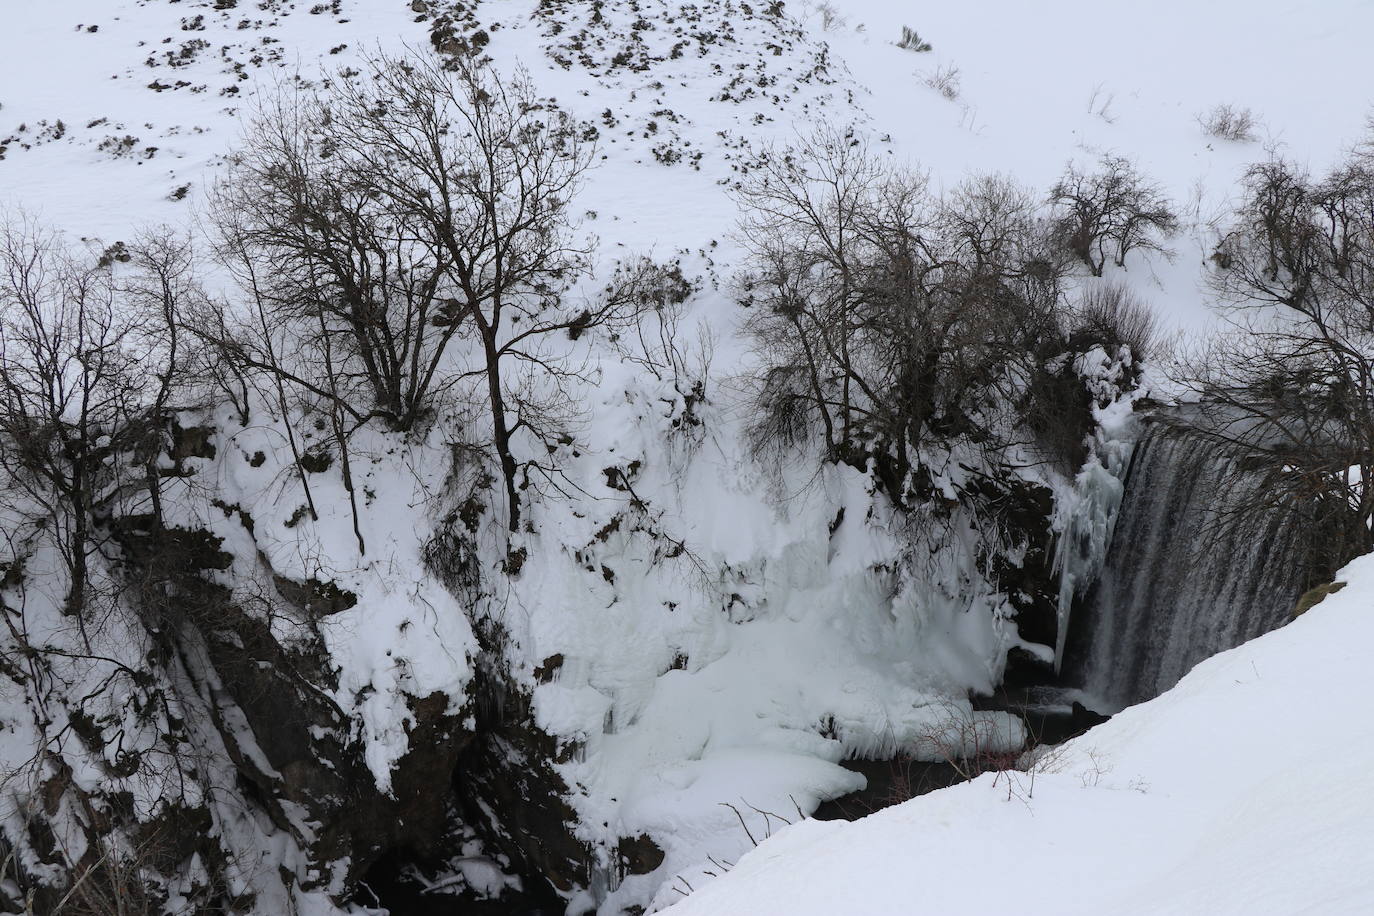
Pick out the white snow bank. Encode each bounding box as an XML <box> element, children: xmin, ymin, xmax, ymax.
<box><xmin>665</xmin><ymin>554</ymin><xmax>1374</xmax><ymax>915</ymax></box>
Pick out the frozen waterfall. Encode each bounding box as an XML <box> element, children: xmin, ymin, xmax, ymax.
<box><xmin>1052</xmin><ymin>451</ymin><xmax>1130</xmax><ymax>673</ymax></box>
<box><xmin>1065</xmin><ymin>425</ymin><xmax>1311</xmax><ymax>712</ymax></box>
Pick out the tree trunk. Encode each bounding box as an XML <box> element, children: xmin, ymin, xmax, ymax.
<box><xmin>482</xmin><ymin>331</ymin><xmax>521</xmax><ymax>532</ymax></box>
<box><xmin>65</xmin><ymin>461</ymin><xmax>88</xmax><ymax>619</ymax></box>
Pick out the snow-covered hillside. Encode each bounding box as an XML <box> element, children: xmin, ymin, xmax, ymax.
<box><xmin>665</xmin><ymin>552</ymin><xmax>1374</xmax><ymax>916</ymax></box>
<box><xmin>1</xmin><ymin>1</ymin><xmax>1372</xmax><ymax>914</ymax></box>
<box><xmin>6</xmin><ymin>0</ymin><xmax>1374</xmax><ymax>327</ymax></box>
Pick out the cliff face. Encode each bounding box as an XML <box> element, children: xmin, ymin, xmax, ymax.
<box><xmin>0</xmin><ymin>348</ymin><xmax>1092</xmax><ymax>914</ymax></box>
<box><xmin>0</xmin><ymin>404</ymin><xmax>672</xmax><ymax>912</ymax></box>
<box><xmin>0</xmin><ymin>420</ymin><xmax>484</xmax><ymax>913</ymax></box>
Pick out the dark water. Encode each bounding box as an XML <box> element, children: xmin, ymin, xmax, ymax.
<box><xmin>361</xmin><ymin>851</ymin><xmax>562</xmax><ymax>916</ymax></box>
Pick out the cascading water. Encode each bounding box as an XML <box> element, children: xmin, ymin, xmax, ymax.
<box><xmin>1065</xmin><ymin>424</ymin><xmax>1312</xmax><ymax>712</ymax></box>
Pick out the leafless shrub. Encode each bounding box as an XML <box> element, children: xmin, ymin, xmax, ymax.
<box><xmin>1073</xmin><ymin>282</ymin><xmax>1161</xmax><ymax>365</ymax></box>
<box><xmin>44</xmin><ymin>833</ymin><xmax>162</xmax><ymax>916</ymax></box>
<box><xmin>910</xmin><ymin>705</ymin><xmax>1024</xmax><ymax>784</ymax></box>
<box><xmin>1086</xmin><ymin>83</ymin><xmax>1116</xmax><ymax>124</ymax></box>
<box><xmin>813</xmin><ymin>1</ymin><xmax>846</xmax><ymax>31</ymax></box>
<box><xmin>1198</xmin><ymin>103</ymin><xmax>1258</xmax><ymax>142</ymax></box>
<box><xmin>896</xmin><ymin>26</ymin><xmax>931</xmax><ymax>52</ymax></box>
<box><xmin>923</xmin><ymin>62</ymin><xmax>961</xmax><ymax>101</ymax></box>
<box><xmin>607</xmin><ymin>257</ymin><xmax>713</xmax><ymax>449</ymax></box>
<box><xmin>606</xmin><ymin>257</ymin><xmax>699</xmax><ymax>384</ymax></box>
<box><xmin>1077</xmin><ymin>748</ymin><xmax>1113</xmax><ymax>788</ymax></box>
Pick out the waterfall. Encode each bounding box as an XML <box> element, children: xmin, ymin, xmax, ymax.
<box><xmin>1065</xmin><ymin>425</ymin><xmax>1311</xmax><ymax>712</ymax></box>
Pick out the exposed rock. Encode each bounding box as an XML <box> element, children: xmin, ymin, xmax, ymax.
<box><xmin>1294</xmin><ymin>579</ymin><xmax>1347</xmax><ymax>618</ymax></box>
<box><xmin>270</xmin><ymin>573</ymin><xmax>359</xmax><ymax>616</ymax></box>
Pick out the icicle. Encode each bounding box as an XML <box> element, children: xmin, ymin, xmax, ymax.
<box><xmin>1051</xmin><ymin>455</ymin><xmax>1128</xmax><ymax>673</ymax></box>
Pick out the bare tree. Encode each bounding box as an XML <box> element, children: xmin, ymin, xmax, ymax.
<box><xmin>1049</xmin><ymin>154</ymin><xmax>1178</xmax><ymax>276</ymax></box>
<box><xmin>735</xmin><ymin>131</ymin><xmax>1070</xmax><ymax>497</ymax></box>
<box><xmin>0</xmin><ymin>220</ymin><xmax>143</xmax><ymax>621</ymax></box>
<box><xmin>212</xmin><ymin>50</ymin><xmax>652</xmax><ymax>531</ymax></box>
<box><xmin>120</xmin><ymin>229</ymin><xmax>201</xmax><ymax>530</ymax></box>
<box><xmin>0</xmin><ymin>217</ymin><xmax>211</xmax><ymax>626</ymax></box>
<box><xmin>1178</xmin><ymin>149</ymin><xmax>1374</xmax><ymax>576</ymax></box>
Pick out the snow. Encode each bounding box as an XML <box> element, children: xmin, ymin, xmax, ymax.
<box><xmin>3</xmin><ymin>0</ymin><xmax>1372</xmax><ymax>913</ymax></box>
<box><xmin>0</xmin><ymin>1</ymin><xmax>426</xmax><ymax>239</ymax></box>
<box><xmin>1051</xmin><ymin>345</ymin><xmax>1141</xmax><ymax>670</ymax></box>
<box><xmin>8</xmin><ymin>0</ymin><xmax>1373</xmax><ymax>333</ymax></box>
<box><xmin>507</xmin><ymin>391</ymin><xmax>1027</xmax><ymax>912</ymax></box>
<box><xmin>665</xmin><ymin>552</ymin><xmax>1374</xmax><ymax>916</ymax></box>
<box><xmin>200</xmin><ymin>415</ymin><xmax>479</xmax><ymax>791</ymax></box>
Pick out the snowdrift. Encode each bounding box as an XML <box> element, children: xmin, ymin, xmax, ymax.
<box><xmin>666</xmin><ymin>553</ymin><xmax>1374</xmax><ymax>915</ymax></box>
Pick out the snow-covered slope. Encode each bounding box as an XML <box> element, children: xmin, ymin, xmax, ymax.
<box><xmin>665</xmin><ymin>552</ymin><xmax>1374</xmax><ymax>916</ymax></box>
<box><xmin>6</xmin><ymin>0</ymin><xmax>1374</xmax><ymax>329</ymax></box>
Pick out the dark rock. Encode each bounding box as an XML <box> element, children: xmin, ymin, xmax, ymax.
<box><xmin>271</xmin><ymin>574</ymin><xmax>358</xmax><ymax>616</ymax></box>
<box><xmin>1293</xmin><ymin>579</ymin><xmax>1347</xmax><ymax>618</ymax></box>
<box><xmin>170</xmin><ymin>421</ymin><xmax>217</xmax><ymax>460</ymax></box>
<box><xmin>965</xmin><ymin>475</ymin><xmax>1060</xmax><ymax>650</ymax></box>
<box><xmin>534</xmin><ymin>653</ymin><xmax>564</xmax><ymax>683</ymax></box>
<box><xmin>616</xmin><ymin>834</ymin><xmax>665</xmax><ymax>874</ymax></box>
<box><xmin>1000</xmin><ymin>644</ymin><xmax>1055</xmax><ymax>690</ymax></box>
<box><xmin>1068</xmin><ymin>701</ymin><xmax>1110</xmax><ymax>735</ymax></box>
<box><xmin>454</xmin><ymin>655</ymin><xmax>588</xmax><ymax>895</ymax></box>
<box><xmin>813</xmin><ymin>757</ymin><xmax>968</xmax><ymax>821</ymax></box>
<box><xmin>297</xmin><ymin>450</ymin><xmax>334</xmax><ymax>473</ymax></box>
